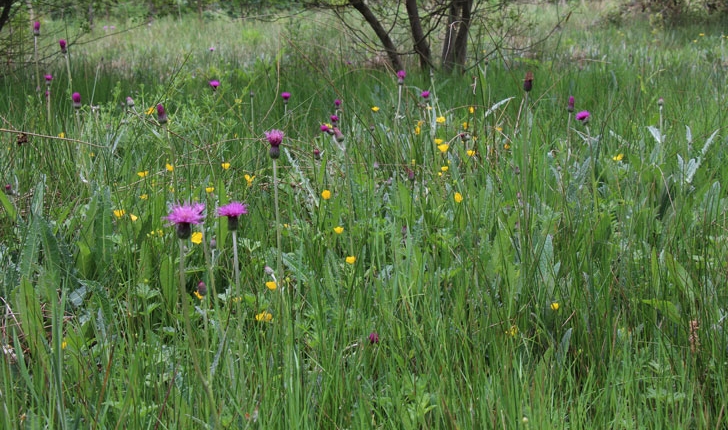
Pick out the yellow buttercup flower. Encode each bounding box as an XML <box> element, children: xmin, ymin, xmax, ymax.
<box><xmin>506</xmin><ymin>325</ymin><xmax>518</xmax><ymax>337</ymax></box>
<box><xmin>334</xmin><ymin>226</ymin><xmax>344</xmax><ymax>234</ymax></box>
<box><xmin>436</xmin><ymin>116</ymin><xmax>446</xmax><ymax>124</ymax></box>
<box><xmin>265</xmin><ymin>281</ymin><xmax>277</xmax><ymax>291</ymax></box>
<box><xmin>145</xmin><ymin>106</ymin><xmax>154</xmax><ymax>115</ymax></box>
<box><xmin>437</xmin><ymin>143</ymin><xmax>449</xmax><ymax>153</ymax></box>
<box><xmin>113</xmin><ymin>209</ymin><xmax>126</xmax><ymax>218</ymax></box>
<box><xmin>165</xmin><ymin>163</ymin><xmax>174</xmax><ymax>172</ymax></box>
<box><xmin>495</xmin><ymin>126</ymin><xmax>503</xmax><ymax>133</ymax></box>
<box><xmin>321</xmin><ymin>190</ymin><xmax>331</xmax><ymax>200</ymax></box>
<box><xmin>140</xmin><ymin>194</ymin><xmax>148</xmax><ymax>200</ymax></box>
<box><xmin>469</xmin><ymin>106</ymin><xmax>475</xmax><ymax>114</ymax></box>
<box><xmin>371</xmin><ymin>106</ymin><xmax>380</xmax><ymax>112</ymax></box>
<box><xmin>137</xmin><ymin>171</ymin><xmax>149</xmax><ymax>178</ymax></box>
<box><xmin>205</xmin><ymin>186</ymin><xmax>215</xmax><ymax>193</ymax></box>
<box><xmin>130</xmin><ymin>214</ymin><xmax>139</xmax><ymax>222</ymax></box>
<box><xmin>193</xmin><ymin>291</ymin><xmax>204</xmax><ymax>300</ymax></box>
<box><xmin>503</xmin><ymin>143</ymin><xmax>511</xmax><ymax>150</ymax></box>
<box><xmin>466</xmin><ymin>150</ymin><xmax>476</xmax><ymax>157</ymax></box>
<box><xmin>454</xmin><ymin>192</ymin><xmax>463</xmax><ymax>203</ymax></box>
<box><xmin>255</xmin><ymin>311</ymin><xmax>273</xmax><ymax>322</ymax></box>
<box><xmin>440</xmin><ymin>166</ymin><xmax>449</xmax><ymax>172</ymax></box>
<box><xmin>414</xmin><ymin>126</ymin><xmax>421</xmax><ymax>135</ymax></box>
<box><xmin>550</xmin><ymin>302</ymin><xmax>560</xmax><ymax>311</ymax></box>
<box><xmin>345</xmin><ymin>256</ymin><xmax>356</xmax><ymax>265</ymax></box>
<box><xmin>58</xmin><ymin>132</ymin><xmax>66</xmax><ymax>138</ymax></box>
<box><xmin>191</xmin><ymin>232</ymin><xmax>203</xmax><ymax>245</ymax></box>
<box><xmin>221</xmin><ymin>162</ymin><xmax>230</xmax><ymax>170</ymax></box>
<box><xmin>462</xmin><ymin>122</ymin><xmax>468</xmax><ymax>130</ymax></box>
<box><xmin>244</xmin><ymin>174</ymin><xmax>255</xmax><ymax>187</ymax></box>
<box><xmin>612</xmin><ymin>153</ymin><xmax>624</xmax><ymax>161</ymax></box>
<box><xmin>434</xmin><ymin>138</ymin><xmax>444</xmax><ymax>145</ymax></box>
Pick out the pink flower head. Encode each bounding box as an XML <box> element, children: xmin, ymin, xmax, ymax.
<box><xmin>265</xmin><ymin>129</ymin><xmax>284</xmax><ymax>147</ymax></box>
<box><xmin>567</xmin><ymin>96</ymin><xmax>575</xmax><ymax>112</ymax></box>
<box><xmin>209</xmin><ymin>46</ymin><xmax>215</xmax><ymax>52</ymax></box>
<box><xmin>33</xmin><ymin>21</ymin><xmax>40</xmax><ymax>36</ymax></box>
<box><xmin>368</xmin><ymin>331</ymin><xmax>380</xmax><ymax>344</ymax></box>
<box><xmin>72</xmin><ymin>92</ymin><xmax>81</xmax><ymax>108</ymax></box>
<box><xmin>281</xmin><ymin>92</ymin><xmax>291</xmax><ymax>102</ymax></box>
<box><xmin>334</xmin><ymin>99</ymin><xmax>342</xmax><ymax>108</ymax></box>
<box><xmin>126</xmin><ymin>96</ymin><xmax>135</xmax><ymax>107</ymax></box>
<box><xmin>209</xmin><ymin>80</ymin><xmax>220</xmax><ymax>90</ymax></box>
<box><xmin>197</xmin><ymin>281</ymin><xmax>207</xmax><ymax>297</ymax></box>
<box><xmin>44</xmin><ymin>74</ymin><xmax>53</xmax><ymax>83</ymax></box>
<box><xmin>575</xmin><ymin>110</ymin><xmax>590</xmax><ymax>123</ymax></box>
<box><xmin>330</xmin><ymin>114</ymin><xmax>339</xmax><ymax>123</ymax></box>
<box><xmin>164</xmin><ymin>202</ymin><xmax>205</xmax><ymax>239</ymax></box>
<box><xmin>397</xmin><ymin>69</ymin><xmax>406</xmax><ymax>84</ymax></box>
<box><xmin>266</xmin><ymin>129</ymin><xmax>284</xmax><ymax>159</ymax></box>
<box><xmin>217</xmin><ymin>201</ymin><xmax>248</xmax><ymax>231</ymax></box>
<box><xmin>421</xmin><ymin>90</ymin><xmax>430</xmax><ymax>100</ymax></box>
<box><xmin>59</xmin><ymin>39</ymin><xmax>67</xmax><ymax>54</ymax></box>
<box><xmin>157</xmin><ymin>103</ymin><xmax>168</xmax><ymax>124</ymax></box>
<box><xmin>320</xmin><ymin>123</ymin><xmax>331</xmax><ymax>133</ymax></box>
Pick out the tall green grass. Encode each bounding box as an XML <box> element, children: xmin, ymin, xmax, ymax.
<box><xmin>1</xmin><ymin>7</ymin><xmax>728</xmax><ymax>428</ymax></box>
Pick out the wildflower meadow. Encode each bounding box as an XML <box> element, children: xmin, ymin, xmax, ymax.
<box><xmin>1</xmin><ymin>4</ymin><xmax>728</xmax><ymax>428</ymax></box>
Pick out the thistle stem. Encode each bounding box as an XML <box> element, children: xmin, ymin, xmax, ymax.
<box><xmin>273</xmin><ymin>159</ymin><xmax>283</xmax><ymax>291</ymax></box>
<box><xmin>231</xmin><ymin>230</ymin><xmax>240</xmax><ymax>298</ymax></box>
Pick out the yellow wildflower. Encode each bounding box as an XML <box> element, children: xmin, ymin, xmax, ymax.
<box><xmin>503</xmin><ymin>143</ymin><xmax>511</xmax><ymax>150</ymax></box>
<box><xmin>434</xmin><ymin>138</ymin><xmax>444</xmax><ymax>145</ymax></box>
<box><xmin>193</xmin><ymin>290</ymin><xmax>204</xmax><ymax>300</ymax></box>
<box><xmin>506</xmin><ymin>325</ymin><xmax>518</xmax><ymax>337</ymax></box>
<box><xmin>612</xmin><ymin>153</ymin><xmax>624</xmax><ymax>161</ymax></box>
<box><xmin>454</xmin><ymin>192</ymin><xmax>463</xmax><ymax>203</ymax></box>
<box><xmin>265</xmin><ymin>281</ymin><xmax>277</xmax><ymax>291</ymax></box>
<box><xmin>137</xmin><ymin>171</ymin><xmax>149</xmax><ymax>178</ymax></box>
<box><xmin>255</xmin><ymin>311</ymin><xmax>273</xmax><ymax>322</ymax></box>
<box><xmin>145</xmin><ymin>106</ymin><xmax>154</xmax><ymax>115</ymax></box>
<box><xmin>469</xmin><ymin>106</ymin><xmax>475</xmax><ymax>114</ymax></box>
<box><xmin>436</xmin><ymin>116</ymin><xmax>446</xmax><ymax>124</ymax></box>
<box><xmin>61</xmin><ymin>340</ymin><xmax>67</xmax><ymax>350</ymax></box>
<box><xmin>191</xmin><ymin>232</ymin><xmax>203</xmax><ymax>245</ymax></box>
<box><xmin>345</xmin><ymin>256</ymin><xmax>356</xmax><ymax>265</ymax></box>
<box><xmin>334</xmin><ymin>226</ymin><xmax>344</xmax><ymax>234</ymax></box>
<box><xmin>441</xmin><ymin>166</ymin><xmax>449</xmax><ymax>172</ymax></box>
<box><xmin>130</xmin><ymin>214</ymin><xmax>138</xmax><ymax>222</ymax></box>
<box><xmin>467</xmin><ymin>150</ymin><xmax>476</xmax><ymax>157</ymax></box>
<box><xmin>140</xmin><ymin>194</ymin><xmax>148</xmax><ymax>200</ymax></box>
<box><xmin>321</xmin><ymin>190</ymin><xmax>331</xmax><ymax>200</ymax></box>
<box><xmin>414</xmin><ymin>126</ymin><xmax>421</xmax><ymax>135</ymax></box>
<box><xmin>58</xmin><ymin>132</ymin><xmax>66</xmax><ymax>138</ymax></box>
<box><xmin>165</xmin><ymin>163</ymin><xmax>174</xmax><ymax>172</ymax></box>
<box><xmin>113</xmin><ymin>209</ymin><xmax>126</xmax><ymax>218</ymax></box>
<box><xmin>221</xmin><ymin>162</ymin><xmax>230</xmax><ymax>170</ymax></box>
<box><xmin>244</xmin><ymin>174</ymin><xmax>255</xmax><ymax>187</ymax></box>
<box><xmin>495</xmin><ymin>126</ymin><xmax>503</xmax><ymax>133</ymax></box>
<box><xmin>205</xmin><ymin>186</ymin><xmax>215</xmax><ymax>193</ymax></box>
<box><xmin>462</xmin><ymin>122</ymin><xmax>468</xmax><ymax>130</ymax></box>
<box><xmin>550</xmin><ymin>302</ymin><xmax>560</xmax><ymax>311</ymax></box>
<box><xmin>437</xmin><ymin>143</ymin><xmax>449</xmax><ymax>153</ymax></box>
<box><xmin>371</xmin><ymin>106</ymin><xmax>380</xmax><ymax>112</ymax></box>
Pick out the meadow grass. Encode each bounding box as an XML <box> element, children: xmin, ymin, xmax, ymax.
<box><xmin>1</xmin><ymin>5</ymin><xmax>728</xmax><ymax>428</ymax></box>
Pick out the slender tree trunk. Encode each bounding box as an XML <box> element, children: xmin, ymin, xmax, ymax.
<box><xmin>0</xmin><ymin>0</ymin><xmax>15</xmax><ymax>34</ymax></box>
<box><xmin>349</xmin><ymin>0</ymin><xmax>404</xmax><ymax>71</ymax></box>
<box><xmin>442</xmin><ymin>0</ymin><xmax>473</xmax><ymax>73</ymax></box>
<box><xmin>405</xmin><ymin>0</ymin><xmax>432</xmax><ymax>70</ymax></box>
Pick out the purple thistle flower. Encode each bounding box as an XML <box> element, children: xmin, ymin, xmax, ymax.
<box><xmin>59</xmin><ymin>39</ymin><xmax>67</xmax><ymax>54</ymax></box>
<box><xmin>197</xmin><ymin>281</ymin><xmax>207</xmax><ymax>297</ymax></box>
<box><xmin>334</xmin><ymin>99</ymin><xmax>342</xmax><ymax>108</ymax></box>
<box><xmin>209</xmin><ymin>80</ymin><xmax>220</xmax><ymax>91</ymax></box>
<box><xmin>567</xmin><ymin>96</ymin><xmax>575</xmax><ymax>112</ymax></box>
<box><xmin>330</xmin><ymin>114</ymin><xmax>339</xmax><ymax>123</ymax></box>
<box><xmin>164</xmin><ymin>202</ymin><xmax>205</xmax><ymax>239</ymax></box>
<box><xmin>320</xmin><ymin>123</ymin><xmax>331</xmax><ymax>133</ymax></box>
<box><xmin>157</xmin><ymin>103</ymin><xmax>168</xmax><ymax>124</ymax></box>
<box><xmin>126</xmin><ymin>96</ymin><xmax>135</xmax><ymax>107</ymax></box>
<box><xmin>333</xmin><ymin>127</ymin><xmax>345</xmax><ymax>143</ymax></box>
<box><xmin>265</xmin><ymin>129</ymin><xmax>284</xmax><ymax>159</ymax></box>
<box><xmin>209</xmin><ymin>46</ymin><xmax>215</xmax><ymax>52</ymax></box>
<box><xmin>313</xmin><ymin>148</ymin><xmax>321</xmax><ymax>160</ymax></box>
<box><xmin>397</xmin><ymin>69</ymin><xmax>406</xmax><ymax>84</ymax></box>
<box><xmin>368</xmin><ymin>331</ymin><xmax>380</xmax><ymax>344</ymax></box>
<box><xmin>72</xmin><ymin>92</ymin><xmax>81</xmax><ymax>109</ymax></box>
<box><xmin>523</xmin><ymin>71</ymin><xmax>534</xmax><ymax>92</ymax></box>
<box><xmin>575</xmin><ymin>110</ymin><xmax>590</xmax><ymax>123</ymax></box>
<box><xmin>421</xmin><ymin>90</ymin><xmax>430</xmax><ymax>100</ymax></box>
<box><xmin>281</xmin><ymin>92</ymin><xmax>291</xmax><ymax>103</ymax></box>
<box><xmin>217</xmin><ymin>201</ymin><xmax>248</xmax><ymax>231</ymax></box>
<box><xmin>33</xmin><ymin>21</ymin><xmax>40</xmax><ymax>36</ymax></box>
<box><xmin>44</xmin><ymin>74</ymin><xmax>53</xmax><ymax>83</ymax></box>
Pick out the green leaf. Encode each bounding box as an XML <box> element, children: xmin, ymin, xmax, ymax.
<box><xmin>641</xmin><ymin>299</ymin><xmax>681</xmax><ymax>326</ymax></box>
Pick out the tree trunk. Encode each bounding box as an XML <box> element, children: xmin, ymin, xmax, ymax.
<box><xmin>349</xmin><ymin>0</ymin><xmax>404</xmax><ymax>72</ymax></box>
<box><xmin>441</xmin><ymin>0</ymin><xmax>472</xmax><ymax>74</ymax></box>
<box><xmin>0</xmin><ymin>0</ymin><xmax>15</xmax><ymax>34</ymax></box>
<box><xmin>405</xmin><ymin>0</ymin><xmax>432</xmax><ymax>70</ymax></box>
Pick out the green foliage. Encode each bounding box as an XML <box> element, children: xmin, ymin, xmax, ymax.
<box><xmin>1</xmin><ymin>9</ymin><xmax>728</xmax><ymax>429</ymax></box>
